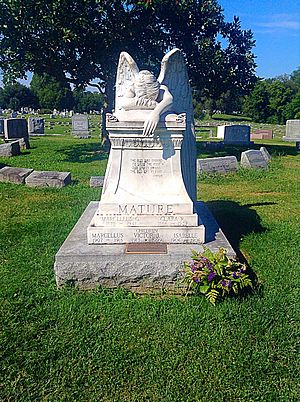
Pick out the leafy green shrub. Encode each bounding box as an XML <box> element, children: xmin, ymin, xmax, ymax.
<box><xmin>183</xmin><ymin>248</ymin><xmax>253</xmax><ymax>305</ymax></box>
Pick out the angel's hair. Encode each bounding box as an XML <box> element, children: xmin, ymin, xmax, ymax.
<box><xmin>134</xmin><ymin>70</ymin><xmax>160</xmax><ymax>101</ymax></box>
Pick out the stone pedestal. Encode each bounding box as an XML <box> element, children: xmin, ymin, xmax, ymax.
<box><xmin>87</xmin><ymin>114</ymin><xmax>204</xmax><ymax>244</ymax></box>
<box><xmin>54</xmin><ymin>201</ymin><xmax>234</xmax><ymax>291</ymax></box>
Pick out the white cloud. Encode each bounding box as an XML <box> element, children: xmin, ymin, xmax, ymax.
<box><xmin>254</xmin><ymin>13</ymin><xmax>300</xmax><ymax>31</ymax></box>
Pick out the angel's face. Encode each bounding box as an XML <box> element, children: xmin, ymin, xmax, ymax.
<box><xmin>134</xmin><ymin>70</ymin><xmax>160</xmax><ymax>101</ymax></box>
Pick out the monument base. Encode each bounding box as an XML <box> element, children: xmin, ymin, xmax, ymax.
<box><xmin>54</xmin><ymin>201</ymin><xmax>235</xmax><ymax>292</ymax></box>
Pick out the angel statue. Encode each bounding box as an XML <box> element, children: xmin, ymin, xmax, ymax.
<box><xmin>114</xmin><ymin>48</ymin><xmax>196</xmax><ymax>201</ymax></box>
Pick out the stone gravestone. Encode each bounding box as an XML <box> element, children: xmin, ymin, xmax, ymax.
<box><xmin>284</xmin><ymin>120</ymin><xmax>300</xmax><ymax>142</ymax></box>
<box><xmin>217</xmin><ymin>125</ymin><xmax>251</xmax><ymax>145</ymax></box>
<box><xmin>0</xmin><ymin>166</ymin><xmax>33</xmax><ymax>184</ymax></box>
<box><xmin>28</xmin><ymin>117</ymin><xmax>44</xmax><ymax>135</ymax></box>
<box><xmin>4</xmin><ymin>118</ymin><xmax>29</xmax><ymax>148</ymax></box>
<box><xmin>260</xmin><ymin>146</ymin><xmax>271</xmax><ymax>162</ymax></box>
<box><xmin>55</xmin><ymin>49</ymin><xmax>234</xmax><ymax>290</ymax></box>
<box><xmin>90</xmin><ymin>176</ymin><xmax>105</xmax><ymax>187</ymax></box>
<box><xmin>72</xmin><ymin>115</ymin><xmax>90</xmax><ymax>138</ymax></box>
<box><xmin>251</xmin><ymin>129</ymin><xmax>273</xmax><ymax>140</ymax></box>
<box><xmin>25</xmin><ymin>171</ymin><xmax>71</xmax><ymax>188</ymax></box>
<box><xmin>241</xmin><ymin>150</ymin><xmax>268</xmax><ymax>169</ymax></box>
<box><xmin>197</xmin><ymin>156</ymin><xmax>238</xmax><ymax>174</ymax></box>
<box><xmin>0</xmin><ymin>140</ymin><xmax>21</xmax><ymax>157</ymax></box>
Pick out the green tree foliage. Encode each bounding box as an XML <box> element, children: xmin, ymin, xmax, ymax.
<box><xmin>243</xmin><ymin>68</ymin><xmax>300</xmax><ymax>124</ymax></box>
<box><xmin>0</xmin><ymin>82</ymin><xmax>37</xmax><ymax>109</ymax></box>
<box><xmin>0</xmin><ymin>0</ymin><xmax>256</xmax><ymax>111</ymax></box>
<box><xmin>30</xmin><ymin>74</ymin><xmax>74</xmax><ymax>110</ymax></box>
<box><xmin>73</xmin><ymin>89</ymin><xmax>104</xmax><ymax>113</ymax></box>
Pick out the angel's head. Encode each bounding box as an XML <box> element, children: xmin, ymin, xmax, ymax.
<box><xmin>134</xmin><ymin>70</ymin><xmax>160</xmax><ymax>101</ymax></box>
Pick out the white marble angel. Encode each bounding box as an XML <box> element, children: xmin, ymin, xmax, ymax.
<box><xmin>114</xmin><ymin>48</ymin><xmax>197</xmax><ymax>200</ymax></box>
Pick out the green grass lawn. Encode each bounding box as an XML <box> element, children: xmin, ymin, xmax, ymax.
<box><xmin>0</xmin><ymin>127</ymin><xmax>299</xmax><ymax>401</ymax></box>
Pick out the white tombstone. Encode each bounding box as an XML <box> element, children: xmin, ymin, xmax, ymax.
<box><xmin>284</xmin><ymin>120</ymin><xmax>300</xmax><ymax>141</ymax></box>
<box><xmin>87</xmin><ymin>49</ymin><xmax>204</xmax><ymax>244</ymax></box>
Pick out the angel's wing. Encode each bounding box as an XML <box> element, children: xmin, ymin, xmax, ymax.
<box><xmin>158</xmin><ymin>48</ymin><xmax>193</xmax><ymax>121</ymax></box>
<box><xmin>115</xmin><ymin>52</ymin><xmax>139</xmax><ymax>111</ymax></box>
<box><xmin>158</xmin><ymin>49</ymin><xmax>196</xmax><ymax>201</ymax></box>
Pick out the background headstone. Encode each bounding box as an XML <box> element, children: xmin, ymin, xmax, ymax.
<box><xmin>217</xmin><ymin>125</ymin><xmax>251</xmax><ymax>144</ymax></box>
<box><xmin>72</xmin><ymin>115</ymin><xmax>90</xmax><ymax>138</ymax></box>
<box><xmin>197</xmin><ymin>156</ymin><xmax>238</xmax><ymax>174</ymax></box>
<box><xmin>241</xmin><ymin>150</ymin><xmax>268</xmax><ymax>169</ymax></box>
<box><xmin>4</xmin><ymin>118</ymin><xmax>29</xmax><ymax>140</ymax></box>
<box><xmin>284</xmin><ymin>120</ymin><xmax>300</xmax><ymax>141</ymax></box>
<box><xmin>25</xmin><ymin>171</ymin><xmax>71</xmax><ymax>187</ymax></box>
<box><xmin>28</xmin><ymin>117</ymin><xmax>44</xmax><ymax>134</ymax></box>
<box><xmin>251</xmin><ymin>129</ymin><xmax>273</xmax><ymax>140</ymax></box>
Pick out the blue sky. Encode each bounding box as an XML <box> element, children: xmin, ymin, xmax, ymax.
<box><xmin>219</xmin><ymin>0</ymin><xmax>300</xmax><ymax>77</ymax></box>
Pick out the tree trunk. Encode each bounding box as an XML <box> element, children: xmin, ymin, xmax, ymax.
<box><xmin>101</xmin><ymin>77</ymin><xmax>114</xmax><ymax>150</ymax></box>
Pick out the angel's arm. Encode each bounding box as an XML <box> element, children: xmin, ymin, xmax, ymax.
<box><xmin>142</xmin><ymin>85</ymin><xmax>173</xmax><ymax>136</ymax></box>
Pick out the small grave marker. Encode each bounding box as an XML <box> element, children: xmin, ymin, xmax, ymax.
<box><xmin>0</xmin><ymin>166</ymin><xmax>33</xmax><ymax>184</ymax></box>
<box><xmin>197</xmin><ymin>156</ymin><xmax>238</xmax><ymax>174</ymax></box>
<box><xmin>260</xmin><ymin>146</ymin><xmax>271</xmax><ymax>162</ymax></box>
<box><xmin>0</xmin><ymin>141</ymin><xmax>21</xmax><ymax>157</ymax></box>
<box><xmin>241</xmin><ymin>150</ymin><xmax>268</xmax><ymax>169</ymax></box>
<box><xmin>90</xmin><ymin>176</ymin><xmax>105</xmax><ymax>187</ymax></box>
<box><xmin>25</xmin><ymin>171</ymin><xmax>71</xmax><ymax>187</ymax></box>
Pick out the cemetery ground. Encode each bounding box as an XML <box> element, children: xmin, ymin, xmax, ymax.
<box><xmin>0</xmin><ymin>118</ymin><xmax>299</xmax><ymax>401</ymax></box>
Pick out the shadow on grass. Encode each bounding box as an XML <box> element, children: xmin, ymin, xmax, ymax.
<box><xmin>206</xmin><ymin>200</ymin><xmax>271</xmax><ymax>291</ymax></box>
<box><xmin>206</xmin><ymin>200</ymin><xmax>268</xmax><ymax>254</ymax></box>
<box><xmin>197</xmin><ymin>141</ymin><xmax>298</xmax><ymax>159</ymax></box>
<box><xmin>57</xmin><ymin>142</ymin><xmax>108</xmax><ymax>163</ymax></box>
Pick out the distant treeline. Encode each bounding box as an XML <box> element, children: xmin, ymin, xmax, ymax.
<box><xmin>1</xmin><ymin>68</ymin><xmax>300</xmax><ymax>124</ymax></box>
<box><xmin>195</xmin><ymin>66</ymin><xmax>300</xmax><ymax>124</ymax></box>
<box><xmin>0</xmin><ymin>73</ymin><xmax>104</xmax><ymax>113</ymax></box>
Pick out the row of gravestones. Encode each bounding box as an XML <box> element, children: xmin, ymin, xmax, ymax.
<box><xmin>197</xmin><ymin>147</ymin><xmax>271</xmax><ymax>174</ymax></box>
<box><xmin>200</xmin><ymin>119</ymin><xmax>300</xmax><ymax>143</ymax></box>
<box><xmin>0</xmin><ymin>166</ymin><xmax>71</xmax><ymax>187</ymax></box>
<box><xmin>216</xmin><ymin>124</ymin><xmax>274</xmax><ymax>142</ymax></box>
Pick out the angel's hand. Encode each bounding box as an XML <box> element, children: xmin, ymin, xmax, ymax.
<box><xmin>143</xmin><ymin>112</ymin><xmax>160</xmax><ymax>136</ymax></box>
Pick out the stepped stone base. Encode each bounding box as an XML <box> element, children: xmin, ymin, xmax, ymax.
<box><xmin>54</xmin><ymin>201</ymin><xmax>235</xmax><ymax>292</ymax></box>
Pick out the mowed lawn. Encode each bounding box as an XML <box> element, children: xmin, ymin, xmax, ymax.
<box><xmin>0</xmin><ymin>129</ymin><xmax>299</xmax><ymax>401</ymax></box>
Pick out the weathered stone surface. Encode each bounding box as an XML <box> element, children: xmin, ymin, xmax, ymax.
<box><xmin>4</xmin><ymin>118</ymin><xmax>28</xmax><ymax>140</ymax></box>
<box><xmin>28</xmin><ymin>117</ymin><xmax>44</xmax><ymax>134</ymax></box>
<box><xmin>0</xmin><ymin>166</ymin><xmax>33</xmax><ymax>184</ymax></box>
<box><xmin>25</xmin><ymin>171</ymin><xmax>71</xmax><ymax>187</ymax></box>
<box><xmin>251</xmin><ymin>129</ymin><xmax>273</xmax><ymax>140</ymax></box>
<box><xmin>0</xmin><ymin>119</ymin><xmax>4</xmax><ymax>135</ymax></box>
<box><xmin>284</xmin><ymin>120</ymin><xmax>300</xmax><ymax>141</ymax></box>
<box><xmin>72</xmin><ymin>115</ymin><xmax>90</xmax><ymax>137</ymax></box>
<box><xmin>0</xmin><ymin>141</ymin><xmax>21</xmax><ymax>157</ymax></box>
<box><xmin>90</xmin><ymin>176</ymin><xmax>105</xmax><ymax>187</ymax></box>
<box><xmin>5</xmin><ymin>137</ymin><xmax>30</xmax><ymax>149</ymax></box>
<box><xmin>197</xmin><ymin>156</ymin><xmax>238</xmax><ymax>174</ymax></box>
<box><xmin>54</xmin><ymin>201</ymin><xmax>235</xmax><ymax>291</ymax></box>
<box><xmin>241</xmin><ymin>150</ymin><xmax>268</xmax><ymax>169</ymax></box>
<box><xmin>217</xmin><ymin>125</ymin><xmax>251</xmax><ymax>144</ymax></box>
<box><xmin>260</xmin><ymin>146</ymin><xmax>271</xmax><ymax>162</ymax></box>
